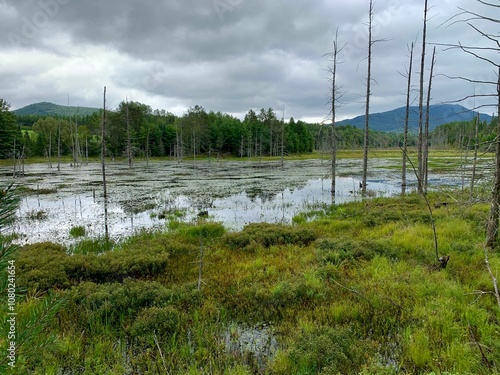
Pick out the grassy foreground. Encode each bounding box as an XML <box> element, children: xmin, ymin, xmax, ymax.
<box><xmin>3</xmin><ymin>192</ymin><xmax>500</xmax><ymax>374</ymax></box>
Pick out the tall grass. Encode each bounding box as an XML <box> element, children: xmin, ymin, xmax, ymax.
<box><xmin>11</xmin><ymin>193</ymin><xmax>500</xmax><ymax>374</ymax></box>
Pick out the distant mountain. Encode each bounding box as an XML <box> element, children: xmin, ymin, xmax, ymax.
<box><xmin>13</xmin><ymin>102</ymin><xmax>100</xmax><ymax>117</ymax></box>
<box><xmin>337</xmin><ymin>104</ymin><xmax>493</xmax><ymax>132</ymax></box>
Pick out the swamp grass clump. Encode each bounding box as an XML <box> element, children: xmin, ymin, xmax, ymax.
<box><xmin>69</xmin><ymin>225</ymin><xmax>86</xmax><ymax>238</ymax></box>
<box><xmin>224</xmin><ymin>222</ymin><xmax>317</xmax><ymax>252</ymax></box>
<box><xmin>9</xmin><ymin>193</ymin><xmax>500</xmax><ymax>374</ymax></box>
<box><xmin>26</xmin><ymin>209</ymin><xmax>48</xmax><ymax>221</ymax></box>
<box><xmin>20</xmin><ymin>186</ymin><xmax>58</xmax><ymax>195</ymax></box>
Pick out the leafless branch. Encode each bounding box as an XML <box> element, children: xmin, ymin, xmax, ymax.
<box><xmin>457</xmin><ymin>6</ymin><xmax>500</xmax><ymax>24</ymax></box>
<box><xmin>477</xmin><ymin>0</ymin><xmax>500</xmax><ymax>8</ymax></box>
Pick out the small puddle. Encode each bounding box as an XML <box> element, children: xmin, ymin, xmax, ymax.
<box><xmin>223</xmin><ymin>322</ymin><xmax>278</xmax><ymax>372</ymax></box>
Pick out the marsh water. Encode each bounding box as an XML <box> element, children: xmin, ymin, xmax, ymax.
<box><xmin>0</xmin><ymin>156</ymin><xmax>477</xmax><ymax>245</ymax></box>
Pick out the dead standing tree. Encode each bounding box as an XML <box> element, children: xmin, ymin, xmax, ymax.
<box><xmin>325</xmin><ymin>29</ymin><xmax>345</xmax><ymax>203</ymax></box>
<box><xmin>423</xmin><ymin>46</ymin><xmax>437</xmax><ymax>192</ymax></box>
<box><xmin>439</xmin><ymin>0</ymin><xmax>500</xmax><ymax>307</ymax></box>
<box><xmin>362</xmin><ymin>0</ymin><xmax>374</xmax><ymax>197</ymax></box>
<box><xmin>441</xmin><ymin>1</ymin><xmax>500</xmax><ymax>247</ymax></box>
<box><xmin>362</xmin><ymin>0</ymin><xmax>387</xmax><ymax>196</ymax></box>
<box><xmin>402</xmin><ymin>43</ymin><xmax>415</xmax><ymax>195</ymax></box>
<box><xmin>417</xmin><ymin>0</ymin><xmax>429</xmax><ymax>195</ymax></box>
<box><xmin>101</xmin><ymin>86</ymin><xmax>109</xmax><ymax>241</ymax></box>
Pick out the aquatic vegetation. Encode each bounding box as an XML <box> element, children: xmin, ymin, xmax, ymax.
<box><xmin>9</xmin><ymin>194</ymin><xmax>500</xmax><ymax>373</ymax></box>
<box><xmin>25</xmin><ymin>209</ymin><xmax>48</xmax><ymax>221</ymax></box>
<box><xmin>69</xmin><ymin>225</ymin><xmax>86</xmax><ymax>238</ymax></box>
<box><xmin>2</xmin><ymin>153</ymin><xmax>499</xmax><ymax>373</ymax></box>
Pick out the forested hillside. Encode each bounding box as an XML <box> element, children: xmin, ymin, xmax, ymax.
<box><xmin>336</xmin><ymin>104</ymin><xmax>492</xmax><ymax>132</ymax></box>
<box><xmin>13</xmin><ymin>102</ymin><xmax>99</xmax><ymax>117</ymax></box>
<box><xmin>1</xmin><ymin>98</ymin><xmax>497</xmax><ymax>160</ymax></box>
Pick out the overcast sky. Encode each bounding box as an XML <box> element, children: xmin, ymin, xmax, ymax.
<box><xmin>1</xmin><ymin>0</ymin><xmax>498</xmax><ymax>123</ymax></box>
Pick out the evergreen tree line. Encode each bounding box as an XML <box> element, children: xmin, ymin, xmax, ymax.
<box><xmin>5</xmin><ymin>98</ymin><xmax>496</xmax><ymax>160</ymax></box>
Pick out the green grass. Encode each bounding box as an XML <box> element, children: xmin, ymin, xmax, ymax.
<box><xmin>0</xmin><ymin>148</ymin><xmax>480</xmax><ymax>167</ymax></box>
<box><xmin>6</xmin><ymin>192</ymin><xmax>500</xmax><ymax>374</ymax></box>
<box><xmin>69</xmin><ymin>225</ymin><xmax>86</xmax><ymax>238</ymax></box>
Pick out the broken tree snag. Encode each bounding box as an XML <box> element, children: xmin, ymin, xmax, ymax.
<box><xmin>438</xmin><ymin>255</ymin><xmax>450</xmax><ymax>269</ymax></box>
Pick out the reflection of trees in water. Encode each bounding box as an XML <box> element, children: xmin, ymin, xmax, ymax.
<box><xmin>119</xmin><ymin>195</ymin><xmax>156</xmax><ymax>215</ymax></box>
<box><xmin>190</xmin><ymin>195</ymin><xmax>215</xmax><ymax>211</ymax></box>
<box><xmin>245</xmin><ymin>179</ymin><xmax>310</xmax><ymax>203</ymax></box>
<box><xmin>245</xmin><ymin>188</ymin><xmax>277</xmax><ymax>203</ymax></box>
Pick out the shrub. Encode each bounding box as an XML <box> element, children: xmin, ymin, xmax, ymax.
<box><xmin>65</xmin><ymin>247</ymin><xmax>171</xmax><ymax>283</ymax></box>
<box><xmin>69</xmin><ymin>226</ymin><xmax>86</xmax><ymax>238</ymax></box>
<box><xmin>181</xmin><ymin>221</ymin><xmax>226</xmax><ymax>242</ymax></box>
<box><xmin>128</xmin><ymin>306</ymin><xmax>183</xmax><ymax>342</ymax></box>
<box><xmin>16</xmin><ymin>242</ymin><xmax>70</xmax><ymax>290</ymax></box>
<box><xmin>69</xmin><ymin>238</ymin><xmax>114</xmax><ymax>255</ymax></box>
<box><xmin>273</xmin><ymin>326</ymin><xmax>369</xmax><ymax>374</ymax></box>
<box><xmin>64</xmin><ymin>279</ymin><xmax>176</xmax><ymax>331</ymax></box>
<box><xmin>224</xmin><ymin>223</ymin><xmax>317</xmax><ymax>251</ymax></box>
<box><xmin>315</xmin><ymin>237</ymin><xmax>398</xmax><ymax>264</ymax></box>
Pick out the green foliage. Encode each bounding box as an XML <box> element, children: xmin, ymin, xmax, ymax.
<box><xmin>0</xmin><ymin>99</ymin><xmax>21</xmax><ymax>159</ymax></box>
<box><xmin>178</xmin><ymin>221</ymin><xmax>226</xmax><ymax>242</ymax></box>
<box><xmin>17</xmin><ymin>242</ymin><xmax>71</xmax><ymax>291</ymax></box>
<box><xmin>0</xmin><ymin>184</ymin><xmax>65</xmax><ymax>373</ymax></box>
<box><xmin>17</xmin><ymin>235</ymin><xmax>198</xmax><ymax>290</ymax></box>
<box><xmin>8</xmin><ymin>195</ymin><xmax>500</xmax><ymax>374</ymax></box>
<box><xmin>69</xmin><ymin>237</ymin><xmax>113</xmax><ymax>254</ymax></box>
<box><xmin>272</xmin><ymin>325</ymin><xmax>369</xmax><ymax>374</ymax></box>
<box><xmin>0</xmin><ymin>183</ymin><xmax>21</xmax><ymax>290</ymax></box>
<box><xmin>13</xmin><ymin>102</ymin><xmax>99</xmax><ymax>117</ymax></box>
<box><xmin>128</xmin><ymin>306</ymin><xmax>183</xmax><ymax>342</ymax></box>
<box><xmin>224</xmin><ymin>223</ymin><xmax>317</xmax><ymax>251</ymax></box>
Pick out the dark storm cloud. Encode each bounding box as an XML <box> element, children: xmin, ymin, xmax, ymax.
<box><xmin>1</xmin><ymin>0</ymin><xmax>497</xmax><ymax>120</ymax></box>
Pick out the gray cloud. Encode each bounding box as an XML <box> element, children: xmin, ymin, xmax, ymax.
<box><xmin>1</xmin><ymin>0</ymin><xmax>497</xmax><ymax>120</ymax></box>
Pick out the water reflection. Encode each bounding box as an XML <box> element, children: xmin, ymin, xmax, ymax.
<box><xmin>0</xmin><ymin>158</ymin><xmax>462</xmax><ymax>245</ymax></box>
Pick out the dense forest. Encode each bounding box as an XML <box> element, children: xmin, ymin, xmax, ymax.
<box><xmin>3</xmin><ymin>98</ymin><xmax>496</xmax><ymax>161</ymax></box>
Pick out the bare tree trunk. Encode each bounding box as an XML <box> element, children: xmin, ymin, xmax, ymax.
<box><xmin>192</xmin><ymin>128</ymin><xmax>196</xmax><ymax>165</ymax></box>
<box><xmin>146</xmin><ymin>127</ymin><xmax>150</xmax><ymax>166</ymax></box>
<box><xmin>101</xmin><ymin>86</ymin><xmax>109</xmax><ymax>241</ymax></box>
<box><xmin>417</xmin><ymin>0</ymin><xmax>429</xmax><ymax>194</ymax></box>
<box><xmin>75</xmin><ymin>114</ymin><xmax>81</xmax><ymax>167</ymax></box>
<box><xmin>197</xmin><ymin>239</ymin><xmax>204</xmax><ymax>291</ymax></box>
<box><xmin>269</xmin><ymin>120</ymin><xmax>273</xmax><ymax>157</ymax></box>
<box><xmin>486</xmin><ymin>65</ymin><xmax>500</xmax><ymax>247</ymax></box>
<box><xmin>20</xmin><ymin>144</ymin><xmax>25</xmax><ymax>177</ymax></box>
<box><xmin>470</xmin><ymin>113</ymin><xmax>480</xmax><ymax>197</ymax></box>
<box><xmin>330</xmin><ymin>33</ymin><xmax>341</xmax><ymax>203</ymax></box>
<box><xmin>126</xmin><ymin>99</ymin><xmax>132</xmax><ymax>168</ymax></box>
<box><xmin>12</xmin><ymin>137</ymin><xmax>16</xmax><ymax>177</ymax></box>
<box><xmin>281</xmin><ymin>105</ymin><xmax>285</xmax><ymax>168</ymax></box>
<box><xmin>362</xmin><ymin>0</ymin><xmax>374</xmax><ymax>196</ymax></box>
<box><xmin>423</xmin><ymin>46</ymin><xmax>436</xmax><ymax>193</ymax></box>
<box><xmin>48</xmin><ymin>130</ymin><xmax>52</xmax><ymax>168</ymax></box>
<box><xmin>57</xmin><ymin>122</ymin><xmax>61</xmax><ymax>171</ymax></box>
<box><xmin>402</xmin><ymin>43</ymin><xmax>414</xmax><ymax>195</ymax></box>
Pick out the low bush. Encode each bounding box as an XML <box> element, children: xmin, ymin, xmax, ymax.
<box><xmin>18</xmin><ymin>237</ymin><xmax>197</xmax><ymax>290</ymax></box>
<box><xmin>315</xmin><ymin>237</ymin><xmax>399</xmax><ymax>265</ymax></box>
<box><xmin>128</xmin><ymin>306</ymin><xmax>183</xmax><ymax>344</ymax></box>
<box><xmin>272</xmin><ymin>325</ymin><xmax>370</xmax><ymax>374</ymax></box>
<box><xmin>17</xmin><ymin>242</ymin><xmax>70</xmax><ymax>290</ymax></box>
<box><xmin>69</xmin><ymin>225</ymin><xmax>86</xmax><ymax>238</ymax></box>
<box><xmin>224</xmin><ymin>223</ymin><xmax>317</xmax><ymax>251</ymax></box>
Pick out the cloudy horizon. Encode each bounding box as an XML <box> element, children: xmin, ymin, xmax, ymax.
<box><xmin>1</xmin><ymin>0</ymin><xmax>498</xmax><ymax>123</ymax></box>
